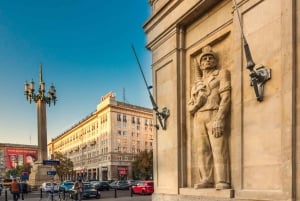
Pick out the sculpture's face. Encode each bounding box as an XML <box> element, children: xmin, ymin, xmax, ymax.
<box><xmin>200</xmin><ymin>54</ymin><xmax>217</xmax><ymax>70</ymax></box>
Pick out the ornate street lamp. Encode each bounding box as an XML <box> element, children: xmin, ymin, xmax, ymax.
<box><xmin>24</xmin><ymin>64</ymin><xmax>57</xmax><ymax>106</ymax></box>
<box><xmin>24</xmin><ymin>64</ymin><xmax>57</xmax><ymax>162</ymax></box>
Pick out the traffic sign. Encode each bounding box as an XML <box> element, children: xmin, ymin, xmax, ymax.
<box><xmin>47</xmin><ymin>170</ymin><xmax>56</xmax><ymax>176</ymax></box>
<box><xmin>21</xmin><ymin>171</ymin><xmax>29</xmax><ymax>180</ymax></box>
<box><xmin>43</xmin><ymin>160</ymin><xmax>60</xmax><ymax>165</ymax></box>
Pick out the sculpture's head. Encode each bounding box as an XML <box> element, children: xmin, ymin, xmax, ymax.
<box><xmin>199</xmin><ymin>45</ymin><xmax>218</xmax><ymax>70</ymax></box>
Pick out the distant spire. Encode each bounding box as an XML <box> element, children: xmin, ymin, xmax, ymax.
<box><xmin>123</xmin><ymin>88</ymin><xmax>125</xmax><ymax>103</ymax></box>
<box><xmin>122</xmin><ymin>88</ymin><xmax>129</xmax><ymax>104</ymax></box>
<box><xmin>39</xmin><ymin>63</ymin><xmax>43</xmax><ymax>84</ymax></box>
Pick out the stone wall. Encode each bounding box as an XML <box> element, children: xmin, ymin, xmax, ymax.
<box><xmin>144</xmin><ymin>0</ymin><xmax>298</xmax><ymax>200</ymax></box>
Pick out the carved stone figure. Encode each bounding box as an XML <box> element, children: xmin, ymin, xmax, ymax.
<box><xmin>188</xmin><ymin>45</ymin><xmax>231</xmax><ymax>190</ymax></box>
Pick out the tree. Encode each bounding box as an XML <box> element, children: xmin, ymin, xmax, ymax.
<box><xmin>5</xmin><ymin>165</ymin><xmax>23</xmax><ymax>178</ymax></box>
<box><xmin>132</xmin><ymin>150</ymin><xmax>153</xmax><ymax>180</ymax></box>
<box><xmin>53</xmin><ymin>152</ymin><xmax>74</xmax><ymax>181</ymax></box>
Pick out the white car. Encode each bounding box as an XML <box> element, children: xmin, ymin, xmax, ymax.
<box><xmin>40</xmin><ymin>182</ymin><xmax>59</xmax><ymax>192</ymax></box>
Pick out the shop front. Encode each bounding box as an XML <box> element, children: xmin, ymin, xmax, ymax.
<box><xmin>117</xmin><ymin>166</ymin><xmax>128</xmax><ymax>180</ymax></box>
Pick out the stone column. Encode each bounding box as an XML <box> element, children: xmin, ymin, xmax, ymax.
<box><xmin>37</xmin><ymin>99</ymin><xmax>48</xmax><ymax>162</ymax></box>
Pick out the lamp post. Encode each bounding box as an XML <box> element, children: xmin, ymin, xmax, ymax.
<box><xmin>24</xmin><ymin>64</ymin><xmax>57</xmax><ymax>162</ymax></box>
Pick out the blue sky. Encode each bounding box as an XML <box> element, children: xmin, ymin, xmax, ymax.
<box><xmin>0</xmin><ymin>1</ymin><xmax>152</xmax><ymax>145</ymax></box>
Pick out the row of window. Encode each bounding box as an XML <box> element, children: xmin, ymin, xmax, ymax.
<box><xmin>72</xmin><ymin>152</ymin><xmax>140</xmax><ymax>165</ymax></box>
<box><xmin>54</xmin><ymin>114</ymin><xmax>111</xmax><ymax>150</ymax></box>
<box><xmin>117</xmin><ymin>114</ymin><xmax>153</xmax><ymax>126</ymax></box>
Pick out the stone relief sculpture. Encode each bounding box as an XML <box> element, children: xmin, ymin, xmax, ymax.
<box><xmin>188</xmin><ymin>45</ymin><xmax>231</xmax><ymax>190</ymax></box>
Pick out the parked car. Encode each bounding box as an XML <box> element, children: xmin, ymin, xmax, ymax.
<box><xmin>89</xmin><ymin>180</ymin><xmax>100</xmax><ymax>189</ymax></box>
<box><xmin>87</xmin><ymin>179</ymin><xmax>99</xmax><ymax>183</ymax></box>
<box><xmin>59</xmin><ymin>181</ymin><xmax>74</xmax><ymax>192</ymax></box>
<box><xmin>127</xmin><ymin>180</ymin><xmax>136</xmax><ymax>187</ymax></box>
<box><xmin>69</xmin><ymin>182</ymin><xmax>100</xmax><ymax>199</ymax></box>
<box><xmin>95</xmin><ymin>181</ymin><xmax>110</xmax><ymax>191</ymax></box>
<box><xmin>131</xmin><ymin>180</ymin><xmax>154</xmax><ymax>195</ymax></box>
<box><xmin>106</xmin><ymin>180</ymin><xmax>115</xmax><ymax>184</ymax></box>
<box><xmin>109</xmin><ymin>180</ymin><xmax>130</xmax><ymax>190</ymax></box>
<box><xmin>0</xmin><ymin>183</ymin><xmax>3</xmax><ymax>195</ymax></box>
<box><xmin>40</xmin><ymin>182</ymin><xmax>59</xmax><ymax>192</ymax></box>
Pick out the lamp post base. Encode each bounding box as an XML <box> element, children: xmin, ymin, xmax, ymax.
<box><xmin>28</xmin><ymin>162</ymin><xmax>59</xmax><ymax>190</ymax></box>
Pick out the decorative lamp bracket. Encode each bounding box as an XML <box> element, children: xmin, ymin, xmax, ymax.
<box><xmin>234</xmin><ymin>0</ymin><xmax>271</xmax><ymax>102</ymax></box>
<box><xmin>132</xmin><ymin>45</ymin><xmax>170</xmax><ymax>130</ymax></box>
<box><xmin>156</xmin><ymin>107</ymin><xmax>170</xmax><ymax>130</ymax></box>
<box><xmin>249</xmin><ymin>65</ymin><xmax>271</xmax><ymax>102</ymax></box>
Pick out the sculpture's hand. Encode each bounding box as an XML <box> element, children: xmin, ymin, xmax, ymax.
<box><xmin>195</xmin><ymin>91</ymin><xmax>207</xmax><ymax>107</ymax></box>
<box><xmin>212</xmin><ymin>120</ymin><xmax>224</xmax><ymax>138</ymax></box>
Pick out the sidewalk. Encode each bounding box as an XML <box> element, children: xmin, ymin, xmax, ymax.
<box><xmin>1</xmin><ymin>194</ymin><xmax>152</xmax><ymax>201</ymax></box>
<box><xmin>1</xmin><ymin>197</ymin><xmax>151</xmax><ymax>201</ymax></box>
<box><xmin>0</xmin><ymin>188</ymin><xmax>152</xmax><ymax>201</ymax></box>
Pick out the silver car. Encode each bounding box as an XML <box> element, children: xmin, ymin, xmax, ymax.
<box><xmin>40</xmin><ymin>182</ymin><xmax>59</xmax><ymax>192</ymax></box>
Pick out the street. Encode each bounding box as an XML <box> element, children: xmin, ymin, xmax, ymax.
<box><xmin>0</xmin><ymin>188</ymin><xmax>152</xmax><ymax>201</ymax></box>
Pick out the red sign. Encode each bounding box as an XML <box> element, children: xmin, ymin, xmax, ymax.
<box><xmin>118</xmin><ymin>167</ymin><xmax>128</xmax><ymax>175</ymax></box>
<box><xmin>6</xmin><ymin>148</ymin><xmax>38</xmax><ymax>169</ymax></box>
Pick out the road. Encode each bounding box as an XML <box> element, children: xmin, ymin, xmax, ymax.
<box><xmin>0</xmin><ymin>188</ymin><xmax>152</xmax><ymax>201</ymax></box>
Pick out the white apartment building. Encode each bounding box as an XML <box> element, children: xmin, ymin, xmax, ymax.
<box><xmin>48</xmin><ymin>92</ymin><xmax>153</xmax><ymax>181</ymax></box>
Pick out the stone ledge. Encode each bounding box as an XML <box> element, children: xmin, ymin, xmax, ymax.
<box><xmin>179</xmin><ymin>187</ymin><xmax>234</xmax><ymax>198</ymax></box>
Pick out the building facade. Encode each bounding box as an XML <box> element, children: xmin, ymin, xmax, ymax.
<box><xmin>48</xmin><ymin>92</ymin><xmax>153</xmax><ymax>181</ymax></box>
<box><xmin>144</xmin><ymin>0</ymin><xmax>299</xmax><ymax>201</ymax></box>
<box><xmin>0</xmin><ymin>143</ymin><xmax>38</xmax><ymax>178</ymax></box>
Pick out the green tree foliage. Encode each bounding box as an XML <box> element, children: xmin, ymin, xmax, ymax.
<box><xmin>132</xmin><ymin>150</ymin><xmax>153</xmax><ymax>180</ymax></box>
<box><xmin>5</xmin><ymin>165</ymin><xmax>24</xmax><ymax>178</ymax></box>
<box><xmin>53</xmin><ymin>152</ymin><xmax>74</xmax><ymax>181</ymax></box>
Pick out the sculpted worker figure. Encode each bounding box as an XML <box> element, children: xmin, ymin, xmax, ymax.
<box><xmin>188</xmin><ymin>45</ymin><xmax>231</xmax><ymax>190</ymax></box>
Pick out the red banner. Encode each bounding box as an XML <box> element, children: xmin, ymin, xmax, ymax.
<box><xmin>6</xmin><ymin>148</ymin><xmax>38</xmax><ymax>169</ymax></box>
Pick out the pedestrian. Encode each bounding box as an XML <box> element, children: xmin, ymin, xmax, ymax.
<box><xmin>11</xmin><ymin>178</ymin><xmax>20</xmax><ymax>201</ymax></box>
<box><xmin>188</xmin><ymin>45</ymin><xmax>231</xmax><ymax>190</ymax></box>
<box><xmin>74</xmin><ymin>178</ymin><xmax>83</xmax><ymax>201</ymax></box>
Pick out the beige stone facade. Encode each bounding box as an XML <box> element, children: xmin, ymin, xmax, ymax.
<box><xmin>48</xmin><ymin>92</ymin><xmax>153</xmax><ymax>181</ymax></box>
<box><xmin>144</xmin><ymin>0</ymin><xmax>298</xmax><ymax>200</ymax></box>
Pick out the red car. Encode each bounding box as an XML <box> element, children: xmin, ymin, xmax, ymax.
<box><xmin>131</xmin><ymin>180</ymin><xmax>154</xmax><ymax>195</ymax></box>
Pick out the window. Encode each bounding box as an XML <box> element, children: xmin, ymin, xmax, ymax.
<box><xmin>117</xmin><ymin>114</ymin><xmax>121</xmax><ymax>121</ymax></box>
